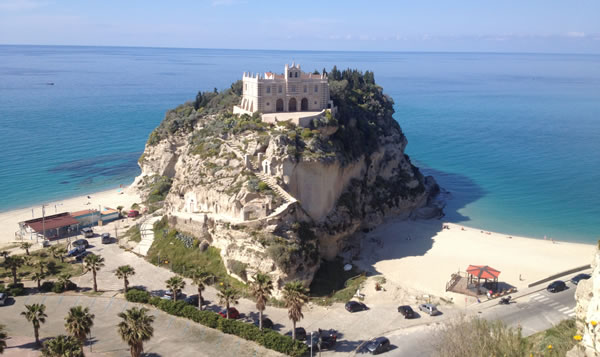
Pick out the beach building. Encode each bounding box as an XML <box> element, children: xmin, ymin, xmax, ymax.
<box><xmin>100</xmin><ymin>208</ymin><xmax>119</xmax><ymax>225</ymax></box>
<box><xmin>18</xmin><ymin>212</ymin><xmax>79</xmax><ymax>241</ymax></box>
<box><xmin>233</xmin><ymin>63</ymin><xmax>335</xmax><ymax>127</ymax></box>
<box><xmin>71</xmin><ymin>209</ymin><xmax>101</xmax><ymax>227</ymax></box>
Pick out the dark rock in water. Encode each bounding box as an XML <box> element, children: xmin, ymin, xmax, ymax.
<box><xmin>59</xmin><ymin>181</ymin><xmax>70</xmax><ymax>184</ymax></box>
<box><xmin>46</xmin><ymin>82</ymin><xmax>54</xmax><ymax>85</ymax></box>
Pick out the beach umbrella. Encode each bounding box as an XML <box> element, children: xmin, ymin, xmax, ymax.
<box><xmin>466</xmin><ymin>265</ymin><xmax>500</xmax><ymax>280</ymax></box>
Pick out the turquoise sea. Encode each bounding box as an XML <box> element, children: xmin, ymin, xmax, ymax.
<box><xmin>1</xmin><ymin>45</ymin><xmax>598</xmax><ymax>242</ymax></box>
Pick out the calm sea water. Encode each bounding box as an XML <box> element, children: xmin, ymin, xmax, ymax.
<box><xmin>1</xmin><ymin>45</ymin><xmax>598</xmax><ymax>242</ymax></box>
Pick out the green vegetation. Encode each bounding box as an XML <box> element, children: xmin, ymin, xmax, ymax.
<box><xmin>435</xmin><ymin>315</ymin><xmax>577</xmax><ymax>357</ymax></box>
<box><xmin>261</xmin><ymin>222</ymin><xmax>319</xmax><ymax>275</ymax></box>
<box><xmin>0</xmin><ymin>324</ymin><xmax>7</xmax><ymax>354</ymax></box>
<box><xmin>146</xmin><ymin>217</ymin><xmax>245</xmax><ymax>290</ymax></box>
<box><xmin>115</xmin><ymin>265</ymin><xmax>135</xmax><ymax>293</ymax></box>
<box><xmin>21</xmin><ymin>303</ymin><xmax>47</xmax><ymax>347</ymax></box>
<box><xmin>147</xmin><ymin>81</ymin><xmax>243</xmax><ymax>145</ymax></box>
<box><xmin>83</xmin><ymin>253</ymin><xmax>104</xmax><ymax>292</ymax></box>
<box><xmin>526</xmin><ymin>319</ymin><xmax>577</xmax><ymax>356</ymax></box>
<box><xmin>41</xmin><ymin>334</ymin><xmax>83</xmax><ymax>357</ymax></box>
<box><xmin>226</xmin><ymin>259</ymin><xmax>248</xmax><ymax>281</ymax></box>
<box><xmin>0</xmin><ymin>244</ymin><xmax>82</xmax><ymax>284</ymax></box>
<box><xmin>129</xmin><ymin>296</ymin><xmax>307</xmax><ymax>356</ymax></box>
<box><xmin>309</xmin><ymin>257</ymin><xmax>366</xmax><ymax>305</ymax></box>
<box><xmin>143</xmin><ymin>175</ymin><xmax>173</xmax><ymax>204</ymax></box>
<box><xmin>125</xmin><ymin>288</ymin><xmax>151</xmax><ymax>303</ymax></box>
<box><xmin>123</xmin><ymin>225</ymin><xmax>141</xmax><ymax>242</ymax></box>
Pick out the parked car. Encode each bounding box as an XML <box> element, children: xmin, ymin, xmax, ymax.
<box><xmin>66</xmin><ymin>246</ymin><xmax>84</xmax><ymax>257</ymax></box>
<box><xmin>306</xmin><ymin>329</ymin><xmax>337</xmax><ymax>351</ymax></box>
<box><xmin>72</xmin><ymin>239</ymin><xmax>89</xmax><ymax>249</ymax></box>
<box><xmin>547</xmin><ymin>280</ymin><xmax>567</xmax><ymax>293</ymax></box>
<box><xmin>75</xmin><ymin>251</ymin><xmax>92</xmax><ymax>262</ymax></box>
<box><xmin>397</xmin><ymin>305</ymin><xmax>416</xmax><ymax>318</ymax></box>
<box><xmin>127</xmin><ymin>210</ymin><xmax>139</xmax><ymax>218</ymax></box>
<box><xmin>285</xmin><ymin>327</ymin><xmax>307</xmax><ymax>341</ymax></box>
<box><xmin>345</xmin><ymin>300</ymin><xmax>368</xmax><ymax>313</ymax></box>
<box><xmin>571</xmin><ymin>273</ymin><xmax>591</xmax><ymax>285</ymax></box>
<box><xmin>101</xmin><ymin>233</ymin><xmax>111</xmax><ymax>244</ymax></box>
<box><xmin>0</xmin><ymin>292</ymin><xmax>7</xmax><ymax>306</ymax></box>
<box><xmin>81</xmin><ymin>228</ymin><xmax>94</xmax><ymax>238</ymax></box>
<box><xmin>218</xmin><ymin>307</ymin><xmax>240</xmax><ymax>319</ymax></box>
<box><xmin>184</xmin><ymin>294</ymin><xmax>210</xmax><ymax>307</ymax></box>
<box><xmin>365</xmin><ymin>337</ymin><xmax>391</xmax><ymax>354</ymax></box>
<box><xmin>163</xmin><ymin>289</ymin><xmax>183</xmax><ymax>300</ymax></box>
<box><xmin>253</xmin><ymin>317</ymin><xmax>274</xmax><ymax>329</ymax></box>
<box><xmin>419</xmin><ymin>303</ymin><xmax>440</xmax><ymax>316</ymax></box>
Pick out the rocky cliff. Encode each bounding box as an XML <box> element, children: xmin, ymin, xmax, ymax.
<box><xmin>569</xmin><ymin>247</ymin><xmax>600</xmax><ymax>357</ymax></box>
<box><xmin>132</xmin><ymin>69</ymin><xmax>441</xmax><ymax>292</ymax></box>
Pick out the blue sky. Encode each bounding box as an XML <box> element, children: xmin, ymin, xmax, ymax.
<box><xmin>1</xmin><ymin>0</ymin><xmax>598</xmax><ymax>53</ymax></box>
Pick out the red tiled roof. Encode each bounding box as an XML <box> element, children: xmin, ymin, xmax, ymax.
<box><xmin>71</xmin><ymin>209</ymin><xmax>97</xmax><ymax>217</ymax></box>
<box><xmin>25</xmin><ymin>213</ymin><xmax>79</xmax><ymax>233</ymax></box>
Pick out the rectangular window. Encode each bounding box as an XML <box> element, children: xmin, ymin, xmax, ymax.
<box><xmin>278</xmin><ymin>86</ymin><xmax>282</xmax><ymax>93</ymax></box>
<box><xmin>266</xmin><ymin>87</ymin><xmax>271</xmax><ymax>94</ymax></box>
<box><xmin>295</xmin><ymin>72</ymin><xmax>298</xmax><ymax>78</ymax></box>
<box><xmin>291</xmin><ymin>85</ymin><xmax>296</xmax><ymax>92</ymax></box>
<box><xmin>314</xmin><ymin>85</ymin><xmax>318</xmax><ymax>93</ymax></box>
<box><xmin>304</xmin><ymin>86</ymin><xmax>307</xmax><ymax>93</ymax></box>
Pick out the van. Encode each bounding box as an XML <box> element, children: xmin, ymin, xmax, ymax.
<box><xmin>81</xmin><ymin>227</ymin><xmax>94</xmax><ymax>238</ymax></box>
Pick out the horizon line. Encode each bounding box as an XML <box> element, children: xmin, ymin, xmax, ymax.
<box><xmin>1</xmin><ymin>43</ymin><xmax>599</xmax><ymax>57</ymax></box>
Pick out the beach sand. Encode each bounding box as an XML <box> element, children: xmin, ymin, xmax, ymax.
<box><xmin>0</xmin><ymin>187</ymin><xmax>141</xmax><ymax>247</ymax></box>
<box><xmin>356</xmin><ymin>220</ymin><xmax>595</xmax><ymax>299</ymax></box>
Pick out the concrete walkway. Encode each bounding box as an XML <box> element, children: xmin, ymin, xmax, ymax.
<box><xmin>133</xmin><ymin>216</ymin><xmax>161</xmax><ymax>256</ymax></box>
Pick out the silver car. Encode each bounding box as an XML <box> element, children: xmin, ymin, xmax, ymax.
<box><xmin>0</xmin><ymin>292</ymin><xmax>7</xmax><ymax>306</ymax></box>
<box><xmin>419</xmin><ymin>303</ymin><xmax>440</xmax><ymax>316</ymax></box>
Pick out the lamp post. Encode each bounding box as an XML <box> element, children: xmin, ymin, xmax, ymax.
<box><xmin>41</xmin><ymin>204</ymin><xmax>49</xmax><ymax>243</ymax></box>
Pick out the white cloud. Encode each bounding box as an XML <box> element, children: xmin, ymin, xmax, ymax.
<box><xmin>0</xmin><ymin>0</ymin><xmax>46</xmax><ymax>11</ymax></box>
<box><xmin>566</xmin><ymin>31</ymin><xmax>585</xmax><ymax>38</ymax></box>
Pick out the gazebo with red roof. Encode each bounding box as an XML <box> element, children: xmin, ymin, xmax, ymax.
<box><xmin>466</xmin><ymin>265</ymin><xmax>501</xmax><ymax>290</ymax></box>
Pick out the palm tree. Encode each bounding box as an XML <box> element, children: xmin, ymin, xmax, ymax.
<box><xmin>117</xmin><ymin>307</ymin><xmax>154</xmax><ymax>357</ymax></box>
<box><xmin>21</xmin><ymin>242</ymin><xmax>33</xmax><ymax>256</ymax></box>
<box><xmin>83</xmin><ymin>254</ymin><xmax>104</xmax><ymax>292</ymax></box>
<box><xmin>0</xmin><ymin>324</ymin><xmax>7</xmax><ymax>354</ymax></box>
<box><xmin>4</xmin><ymin>255</ymin><xmax>24</xmax><ymax>285</ymax></box>
<box><xmin>282</xmin><ymin>281</ymin><xmax>309</xmax><ymax>340</ymax></box>
<box><xmin>189</xmin><ymin>269</ymin><xmax>214</xmax><ymax>310</ymax></box>
<box><xmin>41</xmin><ymin>334</ymin><xmax>83</xmax><ymax>357</ymax></box>
<box><xmin>217</xmin><ymin>283</ymin><xmax>240</xmax><ymax>319</ymax></box>
<box><xmin>32</xmin><ymin>272</ymin><xmax>45</xmax><ymax>290</ymax></box>
<box><xmin>21</xmin><ymin>303</ymin><xmax>47</xmax><ymax>346</ymax></box>
<box><xmin>165</xmin><ymin>276</ymin><xmax>185</xmax><ymax>302</ymax></box>
<box><xmin>115</xmin><ymin>265</ymin><xmax>135</xmax><ymax>293</ymax></box>
<box><xmin>47</xmin><ymin>245</ymin><xmax>59</xmax><ymax>260</ymax></box>
<box><xmin>65</xmin><ymin>306</ymin><xmax>95</xmax><ymax>348</ymax></box>
<box><xmin>57</xmin><ymin>273</ymin><xmax>74</xmax><ymax>291</ymax></box>
<box><xmin>249</xmin><ymin>273</ymin><xmax>273</xmax><ymax>330</ymax></box>
<box><xmin>55</xmin><ymin>246</ymin><xmax>67</xmax><ymax>263</ymax></box>
<box><xmin>35</xmin><ymin>258</ymin><xmax>46</xmax><ymax>275</ymax></box>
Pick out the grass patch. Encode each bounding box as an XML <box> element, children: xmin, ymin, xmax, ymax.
<box><xmin>123</xmin><ymin>224</ymin><xmax>142</xmax><ymax>243</ymax></box>
<box><xmin>526</xmin><ymin>318</ymin><xmax>577</xmax><ymax>356</ymax></box>
<box><xmin>309</xmin><ymin>257</ymin><xmax>366</xmax><ymax>305</ymax></box>
<box><xmin>146</xmin><ymin>218</ymin><xmax>246</xmax><ymax>291</ymax></box>
<box><xmin>0</xmin><ymin>244</ymin><xmax>84</xmax><ymax>282</ymax></box>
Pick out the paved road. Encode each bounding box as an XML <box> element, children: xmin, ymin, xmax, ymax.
<box><xmin>479</xmin><ymin>282</ymin><xmax>577</xmax><ymax>336</ymax></box>
<box><xmin>365</xmin><ymin>279</ymin><xmax>581</xmax><ymax>357</ymax></box>
<box><xmin>1</xmin><ymin>294</ymin><xmax>283</xmax><ymax>357</ymax></box>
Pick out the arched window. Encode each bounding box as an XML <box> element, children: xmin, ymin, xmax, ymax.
<box><xmin>295</xmin><ymin>72</ymin><xmax>298</xmax><ymax>78</ymax></box>
<box><xmin>301</xmin><ymin>98</ymin><xmax>308</xmax><ymax>111</ymax></box>
<box><xmin>289</xmin><ymin>98</ymin><xmax>297</xmax><ymax>112</ymax></box>
<box><xmin>276</xmin><ymin>99</ymin><xmax>284</xmax><ymax>112</ymax></box>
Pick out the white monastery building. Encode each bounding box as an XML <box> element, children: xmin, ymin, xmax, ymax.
<box><xmin>233</xmin><ymin>63</ymin><xmax>334</xmax><ymax>127</ymax></box>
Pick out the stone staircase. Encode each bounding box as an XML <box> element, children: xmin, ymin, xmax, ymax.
<box><xmin>134</xmin><ymin>216</ymin><xmax>162</xmax><ymax>256</ymax></box>
<box><xmin>255</xmin><ymin>171</ymin><xmax>297</xmax><ymax>203</ymax></box>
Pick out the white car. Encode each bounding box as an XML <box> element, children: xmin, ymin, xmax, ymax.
<box><xmin>419</xmin><ymin>303</ymin><xmax>440</xmax><ymax>316</ymax></box>
<box><xmin>0</xmin><ymin>292</ymin><xmax>7</xmax><ymax>306</ymax></box>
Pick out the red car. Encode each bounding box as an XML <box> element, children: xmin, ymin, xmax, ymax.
<box><xmin>218</xmin><ymin>307</ymin><xmax>240</xmax><ymax>319</ymax></box>
<box><xmin>127</xmin><ymin>210</ymin><xmax>139</xmax><ymax>218</ymax></box>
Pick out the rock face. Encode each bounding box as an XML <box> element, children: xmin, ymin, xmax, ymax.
<box><xmin>568</xmin><ymin>248</ymin><xmax>600</xmax><ymax>357</ymax></box>
<box><xmin>132</xmin><ymin>71</ymin><xmax>441</xmax><ymax>293</ymax></box>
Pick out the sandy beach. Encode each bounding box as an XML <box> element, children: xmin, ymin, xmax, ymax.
<box><xmin>0</xmin><ymin>187</ymin><xmax>141</xmax><ymax>247</ymax></box>
<box><xmin>356</xmin><ymin>219</ymin><xmax>595</xmax><ymax>299</ymax></box>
